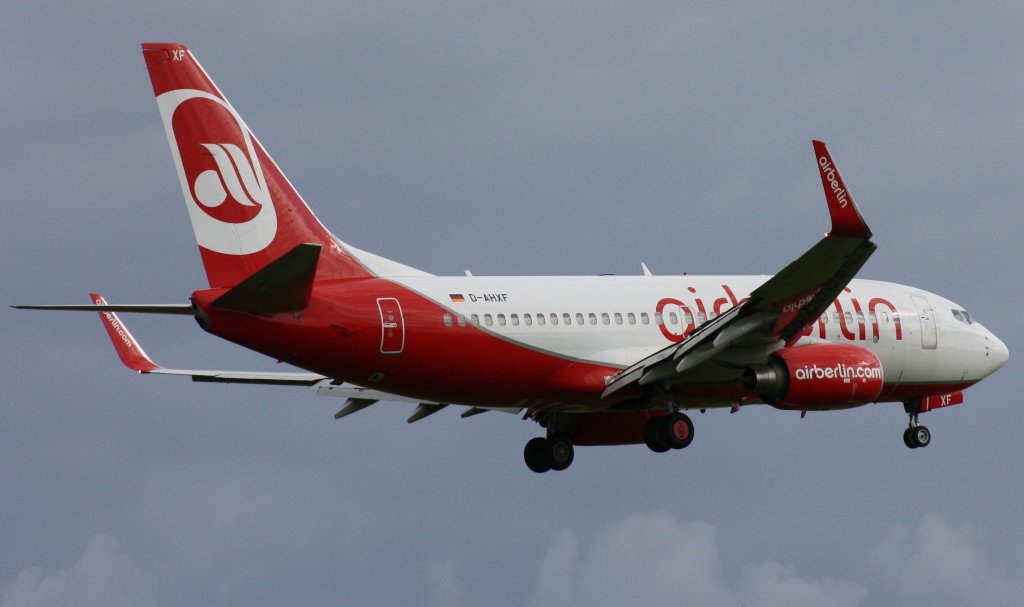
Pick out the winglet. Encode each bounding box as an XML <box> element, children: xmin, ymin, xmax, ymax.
<box><xmin>90</xmin><ymin>293</ymin><xmax>160</xmax><ymax>373</ymax></box>
<box><xmin>813</xmin><ymin>140</ymin><xmax>871</xmax><ymax>239</ymax></box>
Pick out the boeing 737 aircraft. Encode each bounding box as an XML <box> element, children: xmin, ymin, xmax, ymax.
<box><xmin>16</xmin><ymin>43</ymin><xmax>1008</xmax><ymax>472</ymax></box>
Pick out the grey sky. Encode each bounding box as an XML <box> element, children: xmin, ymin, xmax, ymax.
<box><xmin>3</xmin><ymin>2</ymin><xmax>1023</xmax><ymax>606</ymax></box>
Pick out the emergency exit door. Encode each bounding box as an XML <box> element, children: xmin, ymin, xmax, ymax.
<box><xmin>377</xmin><ymin>298</ymin><xmax>405</xmax><ymax>354</ymax></box>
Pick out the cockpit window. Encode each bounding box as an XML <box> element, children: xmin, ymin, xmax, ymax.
<box><xmin>952</xmin><ymin>309</ymin><xmax>975</xmax><ymax>325</ymax></box>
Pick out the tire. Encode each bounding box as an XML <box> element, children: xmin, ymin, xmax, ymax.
<box><xmin>665</xmin><ymin>413</ymin><xmax>694</xmax><ymax>450</ymax></box>
<box><xmin>912</xmin><ymin>425</ymin><xmax>931</xmax><ymax>448</ymax></box>
<box><xmin>546</xmin><ymin>436</ymin><xmax>575</xmax><ymax>471</ymax></box>
<box><xmin>643</xmin><ymin>418</ymin><xmax>670</xmax><ymax>453</ymax></box>
<box><xmin>903</xmin><ymin>427</ymin><xmax>917</xmax><ymax>449</ymax></box>
<box><xmin>524</xmin><ymin>437</ymin><xmax>551</xmax><ymax>473</ymax></box>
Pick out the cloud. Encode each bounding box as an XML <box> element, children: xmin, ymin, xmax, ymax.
<box><xmin>1</xmin><ymin>535</ymin><xmax>153</xmax><ymax>607</ymax></box>
<box><xmin>530</xmin><ymin>512</ymin><xmax>865</xmax><ymax>607</ymax></box>
<box><xmin>870</xmin><ymin>513</ymin><xmax>1024</xmax><ymax>607</ymax></box>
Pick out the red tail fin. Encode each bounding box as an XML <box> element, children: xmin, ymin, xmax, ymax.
<box><xmin>141</xmin><ymin>42</ymin><xmax>373</xmax><ymax>287</ymax></box>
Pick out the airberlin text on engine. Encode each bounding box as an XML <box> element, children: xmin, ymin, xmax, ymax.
<box><xmin>792</xmin><ymin>362</ymin><xmax>883</xmax><ymax>382</ymax></box>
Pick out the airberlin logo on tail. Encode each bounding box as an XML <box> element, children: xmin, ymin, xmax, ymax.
<box><xmin>818</xmin><ymin>156</ymin><xmax>849</xmax><ymax>209</ymax></box>
<box><xmin>193</xmin><ymin>142</ymin><xmax>267</xmax><ymax>219</ymax></box>
<box><xmin>156</xmin><ymin>89</ymin><xmax>277</xmax><ymax>255</ymax></box>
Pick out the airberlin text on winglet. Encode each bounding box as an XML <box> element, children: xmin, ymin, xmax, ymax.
<box><xmin>819</xmin><ymin>155</ymin><xmax>850</xmax><ymax>209</ymax></box>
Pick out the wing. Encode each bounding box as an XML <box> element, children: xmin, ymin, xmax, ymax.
<box><xmin>84</xmin><ymin>293</ymin><xmax>517</xmax><ymax>421</ymax></box>
<box><xmin>603</xmin><ymin>140</ymin><xmax>876</xmax><ymax>399</ymax></box>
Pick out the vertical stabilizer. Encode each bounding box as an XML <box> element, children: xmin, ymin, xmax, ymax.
<box><xmin>141</xmin><ymin>42</ymin><xmax>374</xmax><ymax>287</ymax></box>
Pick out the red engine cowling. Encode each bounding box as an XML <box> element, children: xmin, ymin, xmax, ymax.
<box><xmin>742</xmin><ymin>343</ymin><xmax>884</xmax><ymax>410</ymax></box>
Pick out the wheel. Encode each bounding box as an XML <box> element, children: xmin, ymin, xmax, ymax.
<box><xmin>664</xmin><ymin>413</ymin><xmax>694</xmax><ymax>450</ymax></box>
<box><xmin>524</xmin><ymin>437</ymin><xmax>551</xmax><ymax>473</ymax></box>
<box><xmin>643</xmin><ymin>418</ymin><xmax>670</xmax><ymax>453</ymax></box>
<box><xmin>546</xmin><ymin>436</ymin><xmax>575</xmax><ymax>471</ymax></box>
<box><xmin>903</xmin><ymin>427</ymin><xmax>917</xmax><ymax>449</ymax></box>
<box><xmin>911</xmin><ymin>425</ymin><xmax>931</xmax><ymax>448</ymax></box>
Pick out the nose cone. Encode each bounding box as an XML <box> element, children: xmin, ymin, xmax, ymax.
<box><xmin>989</xmin><ymin>332</ymin><xmax>1009</xmax><ymax>374</ymax></box>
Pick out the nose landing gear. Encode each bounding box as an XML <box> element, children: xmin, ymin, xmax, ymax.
<box><xmin>902</xmin><ymin>402</ymin><xmax>931</xmax><ymax>449</ymax></box>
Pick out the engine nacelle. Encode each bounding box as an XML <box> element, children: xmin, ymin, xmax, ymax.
<box><xmin>742</xmin><ymin>344</ymin><xmax>883</xmax><ymax>410</ymax></box>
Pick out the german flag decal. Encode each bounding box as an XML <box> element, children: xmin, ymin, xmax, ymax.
<box><xmin>449</xmin><ymin>294</ymin><xmax>466</xmax><ymax>303</ymax></box>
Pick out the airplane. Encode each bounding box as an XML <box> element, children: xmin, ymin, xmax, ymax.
<box><xmin>15</xmin><ymin>42</ymin><xmax>1008</xmax><ymax>473</ymax></box>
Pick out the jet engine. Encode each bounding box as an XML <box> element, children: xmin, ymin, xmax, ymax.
<box><xmin>742</xmin><ymin>343</ymin><xmax>884</xmax><ymax>410</ymax></box>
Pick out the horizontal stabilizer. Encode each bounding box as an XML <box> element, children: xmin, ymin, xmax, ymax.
<box><xmin>13</xmin><ymin>303</ymin><xmax>193</xmax><ymax>315</ymax></box>
<box><xmin>213</xmin><ymin>243</ymin><xmax>321</xmax><ymax>313</ymax></box>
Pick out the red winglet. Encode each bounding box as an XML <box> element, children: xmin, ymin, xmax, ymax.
<box><xmin>813</xmin><ymin>140</ymin><xmax>872</xmax><ymax>239</ymax></box>
<box><xmin>90</xmin><ymin>293</ymin><xmax>160</xmax><ymax>373</ymax></box>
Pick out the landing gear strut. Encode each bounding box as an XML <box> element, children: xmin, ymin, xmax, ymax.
<box><xmin>524</xmin><ymin>435</ymin><xmax>575</xmax><ymax>473</ymax></box>
<box><xmin>644</xmin><ymin>412</ymin><xmax>694</xmax><ymax>453</ymax></box>
<box><xmin>903</xmin><ymin>403</ymin><xmax>931</xmax><ymax>449</ymax></box>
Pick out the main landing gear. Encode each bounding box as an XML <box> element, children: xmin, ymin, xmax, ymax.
<box><xmin>524</xmin><ymin>435</ymin><xmax>574</xmax><ymax>473</ymax></box>
<box><xmin>902</xmin><ymin>403</ymin><xmax>931</xmax><ymax>449</ymax></box>
<box><xmin>644</xmin><ymin>412</ymin><xmax>694</xmax><ymax>453</ymax></box>
<box><xmin>522</xmin><ymin>411</ymin><xmax>695</xmax><ymax>473</ymax></box>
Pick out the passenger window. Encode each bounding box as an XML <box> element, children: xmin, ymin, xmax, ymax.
<box><xmin>443</xmin><ymin>314</ymin><xmax>453</xmax><ymax>328</ymax></box>
<box><xmin>821</xmin><ymin>314</ymin><xmax>829</xmax><ymax>324</ymax></box>
<box><xmin>856</xmin><ymin>312</ymin><xmax>865</xmax><ymax>325</ymax></box>
<box><xmin>601</xmin><ymin>312</ymin><xmax>610</xmax><ymax>325</ymax></box>
<box><xmin>641</xmin><ymin>312</ymin><xmax>650</xmax><ymax>325</ymax></box>
<box><xmin>627</xmin><ymin>312</ymin><xmax>636</xmax><ymax>325</ymax></box>
<box><xmin>844</xmin><ymin>312</ymin><xmax>852</xmax><ymax>324</ymax></box>
<box><xmin>615</xmin><ymin>312</ymin><xmax>623</xmax><ymax>325</ymax></box>
<box><xmin>880</xmin><ymin>311</ymin><xmax>889</xmax><ymax>323</ymax></box>
<box><xmin>669</xmin><ymin>312</ymin><xmax>678</xmax><ymax>325</ymax></box>
<box><xmin>524</xmin><ymin>314</ymin><xmax>532</xmax><ymax>326</ymax></box>
<box><xmin>484</xmin><ymin>314</ymin><xmax>493</xmax><ymax>326</ymax></box>
<box><xmin>536</xmin><ymin>314</ymin><xmax>545</xmax><ymax>326</ymax></box>
<box><xmin>697</xmin><ymin>311</ymin><xmax>706</xmax><ymax>324</ymax></box>
<box><xmin>576</xmin><ymin>313</ymin><xmax>585</xmax><ymax>325</ymax></box>
<box><xmin>457</xmin><ymin>314</ymin><xmax>467</xmax><ymax>327</ymax></box>
<box><xmin>498</xmin><ymin>314</ymin><xmax>507</xmax><ymax>326</ymax></box>
<box><xmin>654</xmin><ymin>312</ymin><xmax>664</xmax><ymax>326</ymax></box>
<box><xmin>511</xmin><ymin>313</ymin><xmax>520</xmax><ymax>326</ymax></box>
<box><xmin>684</xmin><ymin>310</ymin><xmax>694</xmax><ymax>325</ymax></box>
<box><xmin>588</xmin><ymin>313</ymin><xmax>597</xmax><ymax>325</ymax></box>
<box><xmin>564</xmin><ymin>313</ymin><xmax>572</xmax><ymax>325</ymax></box>
<box><xmin>470</xmin><ymin>313</ymin><xmax>480</xmax><ymax>326</ymax></box>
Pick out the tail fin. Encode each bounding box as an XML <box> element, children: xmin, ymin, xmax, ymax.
<box><xmin>141</xmin><ymin>42</ymin><xmax>374</xmax><ymax>287</ymax></box>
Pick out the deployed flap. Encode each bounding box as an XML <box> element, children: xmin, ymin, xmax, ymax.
<box><xmin>603</xmin><ymin>141</ymin><xmax>875</xmax><ymax>398</ymax></box>
<box><xmin>212</xmin><ymin>243</ymin><xmax>321</xmax><ymax>313</ymax></box>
